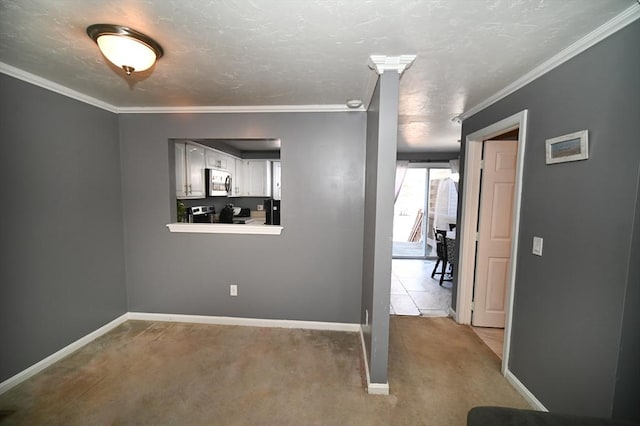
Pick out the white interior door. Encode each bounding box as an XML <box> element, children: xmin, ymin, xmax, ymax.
<box><xmin>472</xmin><ymin>140</ymin><xmax>517</xmax><ymax>328</ymax></box>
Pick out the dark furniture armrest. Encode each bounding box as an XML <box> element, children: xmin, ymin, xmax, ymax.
<box><xmin>467</xmin><ymin>407</ymin><xmax>639</xmax><ymax>426</ymax></box>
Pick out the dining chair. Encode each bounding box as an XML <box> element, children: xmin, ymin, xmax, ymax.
<box><xmin>431</xmin><ymin>229</ymin><xmax>453</xmax><ymax>286</ymax></box>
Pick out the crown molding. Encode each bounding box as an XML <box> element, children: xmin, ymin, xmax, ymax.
<box><xmin>118</xmin><ymin>104</ymin><xmax>364</xmax><ymax>114</ymax></box>
<box><xmin>0</xmin><ymin>62</ymin><xmax>118</xmax><ymax>113</ymax></box>
<box><xmin>0</xmin><ymin>61</ymin><xmax>364</xmax><ymax>114</ymax></box>
<box><xmin>459</xmin><ymin>3</ymin><xmax>640</xmax><ymax>121</ymax></box>
<box><xmin>5</xmin><ymin>0</ymin><xmax>636</xmax><ymax>121</ymax></box>
<box><xmin>369</xmin><ymin>55</ymin><xmax>417</xmax><ymax>75</ymax></box>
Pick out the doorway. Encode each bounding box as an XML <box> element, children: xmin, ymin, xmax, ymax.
<box><xmin>456</xmin><ymin>110</ymin><xmax>528</xmax><ymax>374</ymax></box>
<box><xmin>469</xmin><ymin>133</ymin><xmax>518</xmax><ymax>360</ymax></box>
<box><xmin>391</xmin><ymin>163</ymin><xmax>458</xmax><ymax>316</ymax></box>
<box><xmin>392</xmin><ymin>164</ymin><xmax>458</xmax><ymax>259</ymax></box>
<box><xmin>473</xmin><ymin>136</ymin><xmax>518</xmax><ymax>328</ymax></box>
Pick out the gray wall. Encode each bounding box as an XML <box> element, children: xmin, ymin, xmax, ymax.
<box><xmin>0</xmin><ymin>74</ymin><xmax>128</xmax><ymax>382</ymax></box>
<box><xmin>612</xmin><ymin>165</ymin><xmax>640</xmax><ymax>421</ymax></box>
<box><xmin>456</xmin><ymin>21</ymin><xmax>640</xmax><ymax>420</ymax></box>
<box><xmin>361</xmin><ymin>71</ymin><xmax>400</xmax><ymax>384</ymax></box>
<box><xmin>118</xmin><ymin>111</ymin><xmax>366</xmax><ymax>323</ymax></box>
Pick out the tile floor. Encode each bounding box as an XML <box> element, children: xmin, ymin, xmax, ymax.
<box><xmin>390</xmin><ymin>259</ymin><xmax>452</xmax><ymax>317</ymax></box>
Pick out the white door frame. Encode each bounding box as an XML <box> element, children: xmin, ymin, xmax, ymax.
<box><xmin>455</xmin><ymin>110</ymin><xmax>528</xmax><ymax>374</ymax></box>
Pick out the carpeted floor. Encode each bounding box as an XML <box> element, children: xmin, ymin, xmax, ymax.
<box><xmin>0</xmin><ymin>317</ymin><xmax>529</xmax><ymax>425</ymax></box>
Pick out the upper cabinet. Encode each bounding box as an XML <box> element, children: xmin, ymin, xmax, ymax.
<box><xmin>176</xmin><ymin>141</ymin><xmax>206</xmax><ymax>199</ymax></box>
<box><xmin>233</xmin><ymin>160</ymin><xmax>272</xmax><ymax>197</ymax></box>
<box><xmin>175</xmin><ymin>140</ymin><xmax>279</xmax><ymax>199</ymax></box>
<box><xmin>205</xmin><ymin>149</ymin><xmax>233</xmax><ymax>171</ymax></box>
<box><xmin>175</xmin><ymin>143</ymin><xmax>187</xmax><ymax>198</ymax></box>
<box><xmin>272</xmin><ymin>161</ymin><xmax>281</xmax><ymax>200</ymax></box>
<box><xmin>232</xmin><ymin>158</ymin><xmax>244</xmax><ymax>196</ymax></box>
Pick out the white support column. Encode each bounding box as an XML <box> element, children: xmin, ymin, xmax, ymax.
<box><xmin>361</xmin><ymin>53</ymin><xmax>416</xmax><ymax>395</ymax></box>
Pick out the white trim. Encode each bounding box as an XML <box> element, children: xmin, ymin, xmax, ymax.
<box><xmin>369</xmin><ymin>55</ymin><xmax>417</xmax><ymax>75</ymax></box>
<box><xmin>166</xmin><ymin>223</ymin><xmax>283</xmax><ymax>235</ymax></box>
<box><xmin>359</xmin><ymin>327</ymin><xmax>390</xmax><ymax>395</ymax></box>
<box><xmin>0</xmin><ymin>62</ymin><xmax>364</xmax><ymax>115</ymax></box>
<box><xmin>0</xmin><ymin>62</ymin><xmax>118</xmax><ymax>113</ymax></box>
<box><xmin>448</xmin><ymin>307</ymin><xmax>457</xmax><ymax>322</ymax></box>
<box><xmin>456</xmin><ymin>138</ymin><xmax>483</xmax><ymax>325</ymax></box>
<box><xmin>502</xmin><ymin>111</ymin><xmax>527</xmax><ymax>375</ymax></box>
<box><xmin>455</xmin><ymin>110</ymin><xmax>528</xmax><ymax>378</ymax></box>
<box><xmin>367</xmin><ymin>382</ymin><xmax>390</xmax><ymax>395</ymax></box>
<box><xmin>0</xmin><ymin>313</ymin><xmax>128</xmax><ymax>395</ymax></box>
<box><xmin>505</xmin><ymin>369</ymin><xmax>548</xmax><ymax>411</ymax></box>
<box><xmin>459</xmin><ymin>3</ymin><xmax>640</xmax><ymax>121</ymax></box>
<box><xmin>127</xmin><ymin>312</ymin><xmax>361</xmax><ymax>332</ymax></box>
<box><xmin>118</xmin><ymin>104</ymin><xmax>364</xmax><ymax>114</ymax></box>
<box><xmin>545</xmin><ymin>129</ymin><xmax>589</xmax><ymax>164</ymax></box>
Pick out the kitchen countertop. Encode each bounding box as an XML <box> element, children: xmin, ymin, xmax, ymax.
<box><xmin>166</xmin><ymin>210</ymin><xmax>281</xmax><ymax>235</ymax></box>
<box><xmin>166</xmin><ymin>222</ymin><xmax>282</xmax><ymax>235</ymax></box>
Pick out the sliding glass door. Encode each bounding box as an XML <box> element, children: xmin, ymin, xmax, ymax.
<box><xmin>393</xmin><ymin>164</ymin><xmax>458</xmax><ymax>259</ymax></box>
<box><xmin>393</xmin><ymin>167</ymin><xmax>427</xmax><ymax>257</ymax></box>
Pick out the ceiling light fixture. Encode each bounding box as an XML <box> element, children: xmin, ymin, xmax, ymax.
<box><xmin>87</xmin><ymin>24</ymin><xmax>163</xmax><ymax>75</ymax></box>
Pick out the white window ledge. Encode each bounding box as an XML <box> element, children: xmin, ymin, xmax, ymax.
<box><xmin>166</xmin><ymin>223</ymin><xmax>283</xmax><ymax>235</ymax></box>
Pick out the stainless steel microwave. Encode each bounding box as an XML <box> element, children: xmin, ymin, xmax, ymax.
<box><xmin>205</xmin><ymin>168</ymin><xmax>231</xmax><ymax>197</ymax></box>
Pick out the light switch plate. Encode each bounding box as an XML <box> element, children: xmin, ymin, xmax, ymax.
<box><xmin>532</xmin><ymin>236</ymin><xmax>543</xmax><ymax>256</ymax></box>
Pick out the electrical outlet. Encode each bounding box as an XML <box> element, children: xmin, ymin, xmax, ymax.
<box><xmin>230</xmin><ymin>285</ymin><xmax>238</xmax><ymax>296</ymax></box>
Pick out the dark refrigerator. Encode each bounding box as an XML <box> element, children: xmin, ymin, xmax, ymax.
<box><xmin>264</xmin><ymin>199</ymin><xmax>281</xmax><ymax>225</ymax></box>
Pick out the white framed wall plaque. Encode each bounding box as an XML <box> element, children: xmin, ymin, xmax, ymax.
<box><xmin>545</xmin><ymin>130</ymin><xmax>589</xmax><ymax>164</ymax></box>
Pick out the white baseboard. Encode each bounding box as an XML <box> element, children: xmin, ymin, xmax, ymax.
<box><xmin>0</xmin><ymin>313</ymin><xmax>129</xmax><ymax>395</ymax></box>
<box><xmin>504</xmin><ymin>369</ymin><xmax>548</xmax><ymax>411</ymax></box>
<box><xmin>448</xmin><ymin>307</ymin><xmax>457</xmax><ymax>321</ymax></box>
<box><xmin>127</xmin><ymin>312</ymin><xmax>361</xmax><ymax>332</ymax></box>
<box><xmin>359</xmin><ymin>327</ymin><xmax>390</xmax><ymax>395</ymax></box>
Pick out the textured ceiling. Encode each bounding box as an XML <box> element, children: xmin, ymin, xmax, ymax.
<box><xmin>0</xmin><ymin>0</ymin><xmax>635</xmax><ymax>152</ymax></box>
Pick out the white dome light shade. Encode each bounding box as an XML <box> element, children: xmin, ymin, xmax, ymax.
<box><xmin>87</xmin><ymin>24</ymin><xmax>163</xmax><ymax>75</ymax></box>
<box><xmin>96</xmin><ymin>34</ymin><xmax>157</xmax><ymax>73</ymax></box>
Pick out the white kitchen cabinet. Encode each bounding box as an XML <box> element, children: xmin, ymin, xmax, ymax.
<box><xmin>272</xmin><ymin>161</ymin><xmax>281</xmax><ymax>200</ymax></box>
<box><xmin>204</xmin><ymin>149</ymin><xmax>217</xmax><ymax>169</ymax></box>
<box><xmin>232</xmin><ymin>158</ymin><xmax>244</xmax><ymax>196</ymax></box>
<box><xmin>235</xmin><ymin>160</ymin><xmax>272</xmax><ymax>197</ymax></box>
<box><xmin>175</xmin><ymin>141</ymin><xmax>206</xmax><ymax>199</ymax></box>
<box><xmin>221</xmin><ymin>153</ymin><xmax>234</xmax><ymax>173</ymax></box>
<box><xmin>175</xmin><ymin>143</ymin><xmax>187</xmax><ymax>198</ymax></box>
<box><xmin>205</xmin><ymin>149</ymin><xmax>232</xmax><ymax>171</ymax></box>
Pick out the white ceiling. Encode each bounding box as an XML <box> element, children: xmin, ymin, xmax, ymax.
<box><xmin>0</xmin><ymin>0</ymin><xmax>636</xmax><ymax>152</ymax></box>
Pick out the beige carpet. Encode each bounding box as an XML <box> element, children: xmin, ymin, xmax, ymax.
<box><xmin>0</xmin><ymin>317</ymin><xmax>529</xmax><ymax>425</ymax></box>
